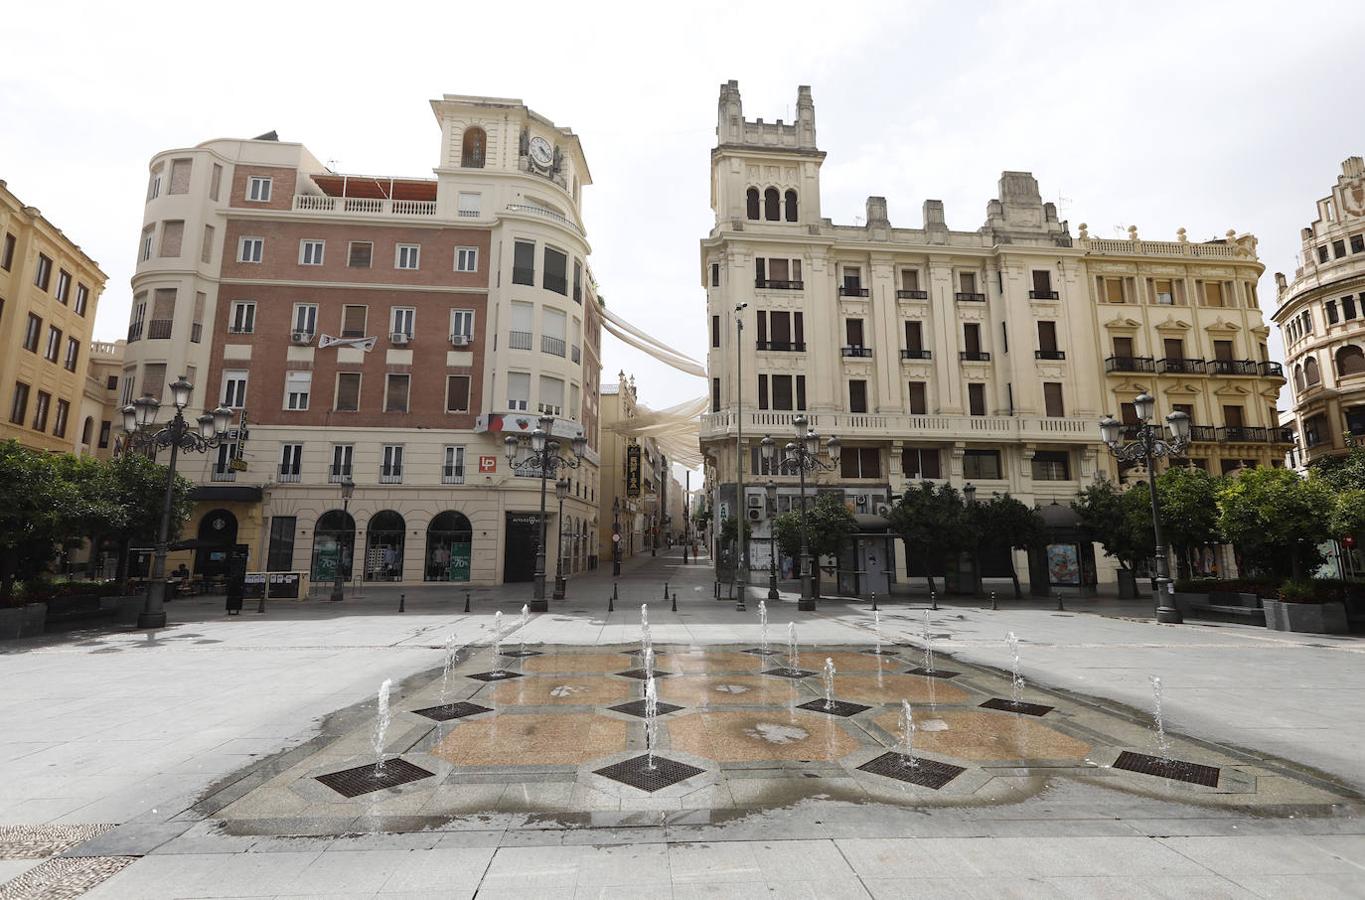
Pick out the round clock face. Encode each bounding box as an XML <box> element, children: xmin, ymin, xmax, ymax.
<box><xmin>529</xmin><ymin>136</ymin><xmax>552</xmax><ymax>166</ymax></box>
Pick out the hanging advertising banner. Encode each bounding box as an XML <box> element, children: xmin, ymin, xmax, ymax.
<box><xmin>626</xmin><ymin>445</ymin><xmax>642</xmax><ymax>497</ymax></box>
<box><xmin>447</xmin><ymin>542</ymin><xmax>471</xmax><ymax>582</ymax></box>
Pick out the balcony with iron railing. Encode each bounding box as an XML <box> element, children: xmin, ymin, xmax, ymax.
<box><xmin>1156</xmin><ymin>357</ymin><xmax>1206</xmax><ymax>375</ymax></box>
<box><xmin>1105</xmin><ymin>356</ymin><xmax>1155</xmax><ymax>373</ymax></box>
<box><xmin>960</xmin><ymin>351</ymin><xmax>991</xmax><ymax>362</ymax></box>
<box><xmin>839</xmin><ymin>285</ymin><xmax>870</xmax><ymax>297</ymax></box>
<box><xmin>1259</xmin><ymin>361</ymin><xmax>1285</xmax><ymax>377</ymax></box>
<box><xmin>292</xmin><ymin>194</ymin><xmax>437</xmax><ymax>217</ymax></box>
<box><xmin>1028</xmin><ymin>290</ymin><xmax>1060</xmax><ymax>300</ymax></box>
<box><xmin>757</xmin><ymin>340</ymin><xmax>806</xmax><ymax>352</ymax></box>
<box><xmin>756</xmin><ymin>279</ymin><xmax>803</xmax><ymax>290</ymax></box>
<box><xmin>1209</xmin><ymin>359</ymin><xmax>1260</xmax><ymax>377</ymax></box>
<box><xmin>508</xmin><ymin>330</ymin><xmax>532</xmax><ymax>350</ymax></box>
<box><xmin>1219</xmin><ymin>426</ymin><xmax>1270</xmax><ymax>442</ymax></box>
<box><xmin>841</xmin><ymin>346</ymin><xmax>873</xmax><ymax>358</ymax></box>
<box><xmin>955</xmin><ymin>292</ymin><xmax>987</xmax><ymax>302</ymax></box>
<box><xmin>211</xmin><ymin>469</ymin><xmax>236</xmax><ymax>482</ymax></box>
<box><xmin>896</xmin><ymin>289</ymin><xmax>928</xmax><ymax>300</ymax></box>
<box><xmin>380</xmin><ymin>470</ymin><xmax>403</xmax><ymax>484</ymax></box>
<box><xmin>542</xmin><ymin>335</ymin><xmax>566</xmax><ymax>357</ymax></box>
<box><xmin>571</xmin><ymin>344</ymin><xmax>581</xmax><ymax>363</ymax></box>
<box><xmin>1035</xmin><ymin>349</ymin><xmax>1066</xmax><ymax>360</ymax></box>
<box><xmin>278</xmin><ymin>470</ymin><xmax>302</xmax><ymax>483</ymax></box>
<box><xmin>145</xmin><ymin>319</ymin><xmax>173</xmax><ymax>340</ymax></box>
<box><xmin>127</xmin><ymin>322</ymin><xmax>143</xmax><ymax>341</ymax></box>
<box><xmin>900</xmin><ymin>349</ymin><xmax>932</xmax><ymax>360</ymax></box>
<box><xmin>442</xmin><ymin>466</ymin><xmax>465</xmax><ymax>485</ymax></box>
<box><xmin>227</xmin><ymin>325</ymin><xmax>254</xmax><ymax>336</ymax></box>
<box><xmin>328</xmin><ymin>468</ymin><xmax>352</xmax><ymax>483</ymax></box>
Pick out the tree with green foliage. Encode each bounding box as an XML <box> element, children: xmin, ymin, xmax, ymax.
<box><xmin>1329</xmin><ymin>488</ymin><xmax>1365</xmax><ymax>544</ymax></box>
<box><xmin>97</xmin><ymin>451</ymin><xmax>195</xmax><ymax>590</ymax></box>
<box><xmin>1216</xmin><ymin>467</ymin><xmax>1334</xmax><ymax>580</ymax></box>
<box><xmin>971</xmin><ymin>494</ymin><xmax>1045</xmax><ymax>598</ymax></box>
<box><xmin>0</xmin><ymin>442</ymin><xmax>80</xmax><ymax>604</ymax></box>
<box><xmin>770</xmin><ymin>493</ymin><xmax>857</xmax><ymax>596</ymax></box>
<box><xmin>1155</xmin><ymin>466</ymin><xmax>1222</xmax><ymax>578</ymax></box>
<box><xmin>888</xmin><ymin>481</ymin><xmax>968</xmax><ymax>594</ymax></box>
<box><xmin>1072</xmin><ymin>479</ymin><xmax>1152</xmax><ymax>573</ymax></box>
<box><xmin>1310</xmin><ymin>445</ymin><xmax>1365</xmax><ymax>492</ymax></box>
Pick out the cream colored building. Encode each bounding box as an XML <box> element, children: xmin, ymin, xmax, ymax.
<box><xmin>0</xmin><ymin>180</ymin><xmax>107</xmax><ymax>453</ymax></box>
<box><xmin>598</xmin><ymin>374</ymin><xmax>659</xmax><ymax>563</ymax></box>
<box><xmin>122</xmin><ymin>95</ymin><xmax>603</xmax><ymax>587</ymax></box>
<box><xmin>77</xmin><ymin>339</ymin><xmax>126</xmax><ymax>459</ymax></box>
<box><xmin>1273</xmin><ymin>156</ymin><xmax>1365</xmax><ymax>463</ymax></box>
<box><xmin>699</xmin><ymin>81</ymin><xmax>1288</xmax><ymax>594</ymax></box>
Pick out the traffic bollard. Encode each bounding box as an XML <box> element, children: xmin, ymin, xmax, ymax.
<box><xmin>613</xmin><ymin>581</ymin><xmax>619</xmax><ymax>601</ymax></box>
<box><xmin>1056</xmin><ymin>592</ymin><xmax>1065</xmax><ymax>611</ymax></box>
<box><xmin>664</xmin><ymin>581</ymin><xmax>669</xmax><ymax>600</ymax></box>
<box><xmin>608</xmin><ymin>592</ymin><xmax>614</xmax><ymax>613</ymax></box>
<box><xmin>399</xmin><ymin>592</ymin><xmax>405</xmax><ymax>613</ymax></box>
<box><xmin>671</xmin><ymin>592</ymin><xmax>677</xmax><ymax>612</ymax></box>
<box><xmin>930</xmin><ymin>590</ymin><xmax>938</xmax><ymax>611</ymax></box>
<box><xmin>871</xmin><ymin>591</ymin><xmax>878</xmax><ymax>611</ymax></box>
<box><xmin>991</xmin><ymin>591</ymin><xmax>998</xmax><ymax>611</ymax></box>
<box><xmin>463</xmin><ymin>591</ymin><xmax>471</xmax><ymax>613</ymax></box>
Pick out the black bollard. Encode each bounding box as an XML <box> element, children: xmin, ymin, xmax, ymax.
<box><xmin>871</xmin><ymin>591</ymin><xmax>878</xmax><ymax>611</ymax></box>
<box><xmin>613</xmin><ymin>581</ymin><xmax>619</xmax><ymax>601</ymax></box>
<box><xmin>663</xmin><ymin>581</ymin><xmax>669</xmax><ymax>600</ymax></box>
<box><xmin>1056</xmin><ymin>592</ymin><xmax>1065</xmax><ymax>611</ymax></box>
<box><xmin>931</xmin><ymin>590</ymin><xmax>938</xmax><ymax>611</ymax></box>
<box><xmin>399</xmin><ymin>592</ymin><xmax>405</xmax><ymax>613</ymax></box>
<box><xmin>991</xmin><ymin>591</ymin><xmax>998</xmax><ymax>611</ymax></box>
<box><xmin>463</xmin><ymin>591</ymin><xmax>471</xmax><ymax>613</ymax></box>
<box><xmin>714</xmin><ymin>581</ymin><xmax>720</xmax><ymax>599</ymax></box>
<box><xmin>671</xmin><ymin>592</ymin><xmax>677</xmax><ymax>612</ymax></box>
<box><xmin>608</xmin><ymin>592</ymin><xmax>614</xmax><ymax>613</ymax></box>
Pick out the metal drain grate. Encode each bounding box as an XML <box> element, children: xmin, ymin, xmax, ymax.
<box><xmin>466</xmin><ymin>670</ymin><xmax>523</xmax><ymax>682</ymax></box>
<box><xmin>609</xmin><ymin>699</ymin><xmax>684</xmax><ymax>718</ymax></box>
<box><xmin>980</xmin><ymin>697</ymin><xmax>1054</xmax><ymax>717</ymax></box>
<box><xmin>501</xmin><ymin>650</ymin><xmax>543</xmax><ymax>658</ymax></box>
<box><xmin>315</xmin><ymin>758</ymin><xmax>434</xmax><ymax>798</ymax></box>
<box><xmin>616</xmin><ymin>669</ymin><xmax>674</xmax><ymax>680</ymax></box>
<box><xmin>905</xmin><ymin>667</ymin><xmax>960</xmax><ymax>679</ymax></box>
<box><xmin>593</xmin><ymin>755</ymin><xmax>705</xmax><ymax>792</ymax></box>
<box><xmin>411</xmin><ymin>701</ymin><xmax>492</xmax><ymax>722</ymax></box>
<box><xmin>1113</xmin><ymin>751</ymin><xmax>1220</xmax><ymax>787</ymax></box>
<box><xmin>858</xmin><ymin>752</ymin><xmax>965</xmax><ymax>789</ymax></box>
<box><xmin>742</xmin><ymin>648</ymin><xmax>782</xmax><ymax>656</ymax></box>
<box><xmin>762</xmin><ymin>667</ymin><xmax>816</xmax><ymax>679</ymax></box>
<box><xmin>796</xmin><ymin>699</ymin><xmax>871</xmax><ymax>718</ymax></box>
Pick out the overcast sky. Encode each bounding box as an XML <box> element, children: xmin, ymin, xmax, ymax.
<box><xmin>5</xmin><ymin>0</ymin><xmax>1364</xmax><ymax>433</ymax></box>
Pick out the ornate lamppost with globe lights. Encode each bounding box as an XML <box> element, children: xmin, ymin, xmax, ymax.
<box><xmin>1098</xmin><ymin>392</ymin><xmax>1191</xmax><ymax>624</ymax></box>
<box><xmin>505</xmin><ymin>415</ymin><xmax>587</xmax><ymax>611</ymax></box>
<box><xmin>120</xmin><ymin>377</ymin><xmax>234</xmax><ymax>628</ymax></box>
<box><xmin>760</xmin><ymin>416</ymin><xmax>839</xmax><ymax>612</ymax></box>
<box><xmin>328</xmin><ymin>477</ymin><xmax>355</xmax><ymax>602</ymax></box>
<box><xmin>553</xmin><ymin>476</ymin><xmax>571</xmax><ymax>600</ymax></box>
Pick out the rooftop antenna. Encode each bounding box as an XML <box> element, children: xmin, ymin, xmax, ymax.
<box><xmin>1055</xmin><ymin>191</ymin><xmax>1073</xmax><ymax>216</ymax></box>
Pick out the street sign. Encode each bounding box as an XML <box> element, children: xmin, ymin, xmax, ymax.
<box><xmin>612</xmin><ymin>534</ymin><xmax>621</xmax><ymax>543</ymax></box>
<box><xmin>478</xmin><ymin>455</ymin><xmax>497</xmax><ymax>473</ymax></box>
<box><xmin>626</xmin><ymin>445</ymin><xmax>642</xmax><ymax>497</ymax></box>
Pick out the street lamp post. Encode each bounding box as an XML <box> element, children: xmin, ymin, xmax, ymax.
<box><xmin>611</xmin><ymin>497</ymin><xmax>622</xmax><ymax>576</ymax></box>
<box><xmin>734</xmin><ymin>301</ymin><xmax>748</xmax><ymax>612</ymax></box>
<box><xmin>329</xmin><ymin>477</ymin><xmax>355</xmax><ymax>602</ymax></box>
<box><xmin>761</xmin><ymin>417</ymin><xmax>839</xmax><ymax>612</ymax></box>
<box><xmin>683</xmin><ymin>469</ymin><xmax>691</xmax><ymax>564</ymax></box>
<box><xmin>119</xmin><ymin>378</ymin><xmax>233</xmax><ymax>629</ymax></box>
<box><xmin>765</xmin><ymin>479</ymin><xmax>779</xmax><ymax>600</ymax></box>
<box><xmin>963</xmin><ymin>481</ymin><xmax>980</xmax><ymax>596</ymax></box>
<box><xmin>553</xmin><ymin>477</ymin><xmax>570</xmax><ymax>600</ymax></box>
<box><xmin>506</xmin><ymin>416</ymin><xmax>587</xmax><ymax>612</ymax></box>
<box><xmin>1099</xmin><ymin>392</ymin><xmax>1191</xmax><ymax>624</ymax></box>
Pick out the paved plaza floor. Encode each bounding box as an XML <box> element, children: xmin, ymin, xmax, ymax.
<box><xmin>2</xmin><ymin>549</ymin><xmax>1363</xmax><ymax>898</ymax></box>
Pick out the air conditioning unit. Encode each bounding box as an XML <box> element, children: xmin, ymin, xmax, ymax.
<box><xmin>391</xmin><ymin>332</ymin><xmax>410</xmax><ymax>345</ymax></box>
<box><xmin>747</xmin><ymin>494</ymin><xmax>762</xmax><ymax>507</ymax></box>
<box><xmin>855</xmin><ymin>494</ymin><xmax>869</xmax><ymax>505</ymax></box>
<box><xmin>746</xmin><ymin>508</ymin><xmax>763</xmax><ymax>522</ymax></box>
<box><xmin>875</xmin><ymin>503</ymin><xmax>892</xmax><ymax>517</ymax></box>
<box><xmin>450</xmin><ymin>334</ymin><xmax>471</xmax><ymax>347</ymax></box>
<box><xmin>290</xmin><ymin>330</ymin><xmax>313</xmax><ymax>345</ymax></box>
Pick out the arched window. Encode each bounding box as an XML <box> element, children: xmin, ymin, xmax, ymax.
<box><xmin>784</xmin><ymin>189</ymin><xmax>798</xmax><ymax>222</ymax></box>
<box><xmin>81</xmin><ymin>416</ymin><xmax>94</xmax><ymax>446</ymax></box>
<box><xmin>763</xmin><ymin>187</ymin><xmax>780</xmax><ymax>221</ymax></box>
<box><xmin>461</xmin><ymin>128</ymin><xmax>486</xmax><ymax>168</ymax></box>
<box><xmin>365</xmin><ymin>510</ymin><xmax>406</xmax><ymax>581</ymax></box>
<box><xmin>1337</xmin><ymin>344</ymin><xmax>1365</xmax><ymax>376</ymax></box>
<box><xmin>1294</xmin><ymin>364</ymin><xmax>1305</xmax><ymax>391</ymax></box>
<box><xmin>426</xmin><ymin>511</ymin><xmax>473</xmax><ymax>582</ymax></box>
<box><xmin>1304</xmin><ymin>355</ymin><xmax>1321</xmax><ymax>385</ymax></box>
<box><xmin>312</xmin><ymin>509</ymin><xmax>356</xmax><ymax>580</ymax></box>
<box><xmin>745</xmin><ymin>187</ymin><xmax>760</xmax><ymax>220</ymax></box>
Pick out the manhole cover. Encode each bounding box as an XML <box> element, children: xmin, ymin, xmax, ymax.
<box><xmin>411</xmin><ymin>701</ymin><xmax>492</xmax><ymax>722</ymax></box>
<box><xmin>593</xmin><ymin>755</ymin><xmax>705</xmax><ymax>792</ymax></box>
<box><xmin>980</xmin><ymin>698</ymin><xmax>1053</xmax><ymax>717</ymax></box>
<box><xmin>1113</xmin><ymin>750</ymin><xmax>1220</xmax><ymax>787</ymax></box>
<box><xmin>467</xmin><ymin>670</ymin><xmax>523</xmax><ymax>682</ymax></box>
<box><xmin>857</xmin><ymin>751</ymin><xmax>965</xmax><ymax>790</ymax></box>
<box><xmin>616</xmin><ymin>669</ymin><xmax>674</xmax><ymax>680</ymax></box>
<box><xmin>861</xmin><ymin>649</ymin><xmax>900</xmax><ymax>656</ymax></box>
<box><xmin>501</xmin><ymin>650</ymin><xmax>543</xmax><ymax>658</ymax></box>
<box><xmin>762</xmin><ymin>667</ymin><xmax>816</xmax><ymax>679</ymax></box>
<box><xmin>905</xmin><ymin>667</ymin><xmax>960</xmax><ymax>679</ymax></box>
<box><xmin>796</xmin><ymin>699</ymin><xmax>871</xmax><ymax>718</ymax></box>
<box><xmin>315</xmin><ymin>758</ymin><xmax>434</xmax><ymax>798</ymax></box>
<box><xmin>609</xmin><ymin>699</ymin><xmax>684</xmax><ymax>718</ymax></box>
<box><xmin>742</xmin><ymin>648</ymin><xmax>782</xmax><ymax>656</ymax></box>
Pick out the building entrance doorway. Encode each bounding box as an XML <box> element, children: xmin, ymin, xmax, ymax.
<box><xmin>504</xmin><ymin>512</ymin><xmax>540</xmax><ymax>583</ymax></box>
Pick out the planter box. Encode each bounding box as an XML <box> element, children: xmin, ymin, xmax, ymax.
<box><xmin>0</xmin><ymin>603</ymin><xmax>48</xmax><ymax>640</ymax></box>
<box><xmin>1262</xmin><ymin>598</ymin><xmax>1349</xmax><ymax>634</ymax></box>
<box><xmin>1171</xmin><ymin>592</ymin><xmax>1209</xmax><ymax>617</ymax></box>
<box><xmin>1116</xmin><ymin>570</ymin><xmax>1138</xmax><ymax>599</ymax></box>
<box><xmin>102</xmin><ymin>595</ymin><xmax>144</xmax><ymax>626</ymax></box>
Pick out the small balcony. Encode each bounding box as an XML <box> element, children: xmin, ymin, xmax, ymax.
<box><xmin>1105</xmin><ymin>356</ymin><xmax>1155</xmax><ymax>373</ymax></box>
<box><xmin>1035</xmin><ymin>349</ymin><xmax>1066</xmax><ymax>360</ymax></box>
<box><xmin>1188</xmin><ymin>425</ymin><xmax>1218</xmax><ymax>442</ymax></box>
<box><xmin>1028</xmin><ymin>290</ymin><xmax>1060</xmax><ymax>300</ymax></box>
<box><xmin>442</xmin><ymin>467</ymin><xmax>466</xmax><ymax>485</ymax></box>
<box><xmin>211</xmin><ymin>469</ymin><xmax>236</xmax><ymax>482</ymax></box>
<box><xmin>756</xmin><ymin>279</ymin><xmax>804</xmax><ymax>290</ymax></box>
<box><xmin>955</xmin><ymin>292</ymin><xmax>986</xmax><ymax>302</ymax></box>
<box><xmin>541</xmin><ymin>335</ymin><xmax>566</xmax><ymax>357</ymax></box>
<box><xmin>278</xmin><ymin>471</ymin><xmax>302</xmax><ymax>483</ymax></box>
<box><xmin>839</xmin><ymin>285</ymin><xmax>870</xmax><ymax>297</ymax></box>
<box><xmin>1209</xmin><ymin>359</ymin><xmax>1260</xmax><ymax>376</ymax></box>
<box><xmin>1218</xmin><ymin>426</ymin><xmax>1270</xmax><ymax>443</ymax></box>
<box><xmin>900</xmin><ymin>349</ymin><xmax>932</xmax><ymax>360</ymax></box>
<box><xmin>960</xmin><ymin>351</ymin><xmax>992</xmax><ymax>362</ymax></box>
<box><xmin>757</xmin><ymin>340</ymin><xmax>806</xmax><ymax>352</ymax></box>
<box><xmin>896</xmin><ymin>289</ymin><xmax>928</xmax><ymax>300</ymax></box>
<box><xmin>328</xmin><ymin>468</ymin><xmax>352</xmax><ymax>483</ymax></box>
<box><xmin>508</xmin><ymin>330</ymin><xmax>532</xmax><ymax>350</ymax></box>
<box><xmin>227</xmin><ymin>325</ymin><xmax>254</xmax><ymax>336</ymax></box>
<box><xmin>1273</xmin><ymin>427</ymin><xmax>1296</xmax><ymax>444</ymax></box>
<box><xmin>1259</xmin><ymin>361</ymin><xmax>1285</xmax><ymax>377</ymax></box>
<box><xmin>379</xmin><ymin>471</ymin><xmax>403</xmax><ymax>484</ymax></box>
<box><xmin>127</xmin><ymin>322</ymin><xmax>143</xmax><ymax>341</ymax></box>
<box><xmin>841</xmin><ymin>346</ymin><xmax>873</xmax><ymax>358</ymax></box>
<box><xmin>147</xmin><ymin>320</ymin><xmax>173</xmax><ymax>340</ymax></box>
<box><xmin>1156</xmin><ymin>357</ymin><xmax>1206</xmax><ymax>375</ymax></box>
